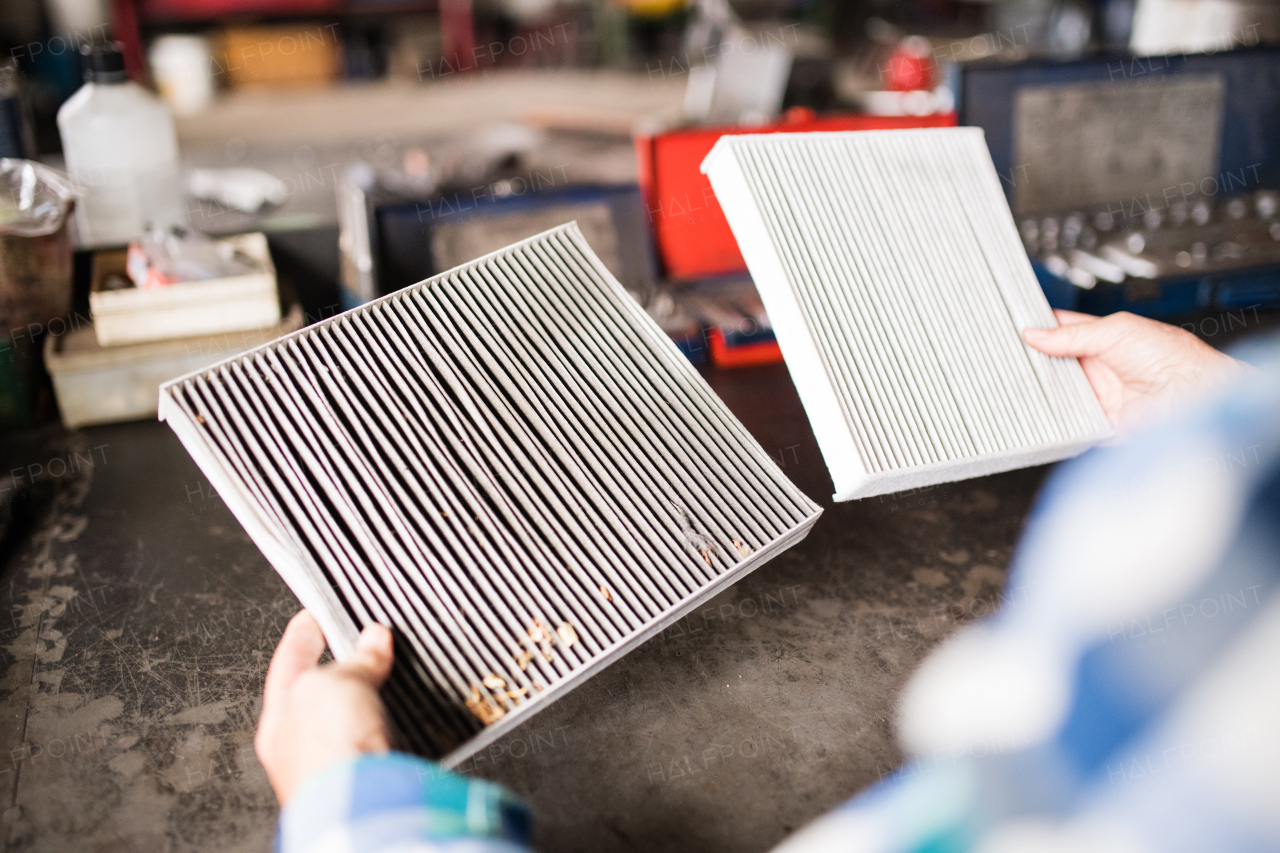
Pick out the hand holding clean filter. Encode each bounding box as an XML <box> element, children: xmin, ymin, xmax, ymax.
<box><xmin>702</xmin><ymin>128</ymin><xmax>1113</xmax><ymax>500</ymax></box>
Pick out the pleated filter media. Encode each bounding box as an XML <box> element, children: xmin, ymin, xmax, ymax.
<box><xmin>158</xmin><ymin>223</ymin><xmax>822</xmax><ymax>764</ymax></box>
<box><xmin>702</xmin><ymin>128</ymin><xmax>1113</xmax><ymax>501</ymax></box>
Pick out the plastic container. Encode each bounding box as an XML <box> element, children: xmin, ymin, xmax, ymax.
<box><xmin>57</xmin><ymin>42</ymin><xmax>186</xmax><ymax>248</ymax></box>
<box><xmin>0</xmin><ymin>159</ymin><xmax>77</xmax><ymax>430</ymax></box>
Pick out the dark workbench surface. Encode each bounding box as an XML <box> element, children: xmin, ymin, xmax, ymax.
<box><xmin>0</xmin><ymin>359</ymin><xmax>1051</xmax><ymax>852</ymax></box>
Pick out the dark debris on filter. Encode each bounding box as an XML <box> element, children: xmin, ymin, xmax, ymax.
<box><xmin>672</xmin><ymin>500</ymin><xmax>718</xmax><ymax>565</ymax></box>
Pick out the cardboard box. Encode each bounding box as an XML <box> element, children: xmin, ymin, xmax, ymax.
<box><xmin>216</xmin><ymin>24</ymin><xmax>342</xmax><ymax>88</ymax></box>
<box><xmin>45</xmin><ymin>302</ymin><xmax>303</xmax><ymax>429</ymax></box>
<box><xmin>89</xmin><ymin>232</ymin><xmax>281</xmax><ymax>347</ymax></box>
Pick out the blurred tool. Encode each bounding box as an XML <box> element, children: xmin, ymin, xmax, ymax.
<box><xmin>644</xmin><ymin>289</ymin><xmax>705</xmax><ymax>364</ymax></box>
<box><xmin>677</xmin><ymin>276</ymin><xmax>782</xmax><ymax>368</ymax></box>
<box><xmin>0</xmin><ymin>159</ymin><xmax>77</xmax><ymax>430</ymax></box>
<box><xmin>854</xmin><ymin>22</ymin><xmax>954</xmax><ymax>117</ymax></box>
<box><xmin>679</xmin><ymin>0</ymin><xmax>793</xmax><ymax>127</ymax></box>
<box><xmin>57</xmin><ymin>43</ymin><xmax>186</xmax><ymax>248</ymax></box>
<box><xmin>188</xmin><ymin>167</ymin><xmax>290</xmax><ymax>214</ymax></box>
<box><xmin>1020</xmin><ymin>192</ymin><xmax>1280</xmax><ymax>312</ymax></box>
<box><xmin>882</xmin><ymin>36</ymin><xmax>936</xmax><ymax>91</ymax></box>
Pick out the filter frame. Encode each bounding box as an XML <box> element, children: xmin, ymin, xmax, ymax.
<box><xmin>702</xmin><ymin>128</ymin><xmax>1113</xmax><ymax>501</ymax></box>
<box><xmin>159</xmin><ymin>222</ymin><xmax>822</xmax><ymax>765</ymax></box>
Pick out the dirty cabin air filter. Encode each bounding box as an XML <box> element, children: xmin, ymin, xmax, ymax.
<box><xmin>158</xmin><ymin>223</ymin><xmax>822</xmax><ymax>765</ymax></box>
<box><xmin>701</xmin><ymin>128</ymin><xmax>1113</xmax><ymax>501</ymax></box>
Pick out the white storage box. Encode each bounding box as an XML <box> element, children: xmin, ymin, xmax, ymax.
<box><xmin>89</xmin><ymin>232</ymin><xmax>281</xmax><ymax>347</ymax></box>
<box><xmin>45</xmin><ymin>303</ymin><xmax>302</xmax><ymax>429</ymax></box>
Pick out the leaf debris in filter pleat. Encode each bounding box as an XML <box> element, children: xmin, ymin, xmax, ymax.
<box><xmin>515</xmin><ymin>648</ymin><xmax>534</xmax><ymax>670</ymax></box>
<box><xmin>526</xmin><ymin>618</ymin><xmax>554</xmax><ymax>662</ymax></box>
<box><xmin>557</xmin><ymin>622</ymin><xmax>577</xmax><ymax>647</ymax></box>
<box><xmin>732</xmin><ymin>539</ymin><xmax>751</xmax><ymax>558</ymax></box>
<box><xmin>482</xmin><ymin>673</ymin><xmax>506</xmax><ymax>690</ymax></box>
<box><xmin>599</xmin><ymin>585</ymin><xmax>612</xmax><ymax>602</ymax></box>
<box><xmin>466</xmin><ymin>684</ymin><xmax>506</xmax><ymax>725</ymax></box>
<box><xmin>674</xmin><ymin>500</ymin><xmax>717</xmax><ymax>564</ymax></box>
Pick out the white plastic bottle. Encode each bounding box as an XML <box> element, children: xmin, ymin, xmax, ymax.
<box><xmin>57</xmin><ymin>42</ymin><xmax>186</xmax><ymax>247</ymax></box>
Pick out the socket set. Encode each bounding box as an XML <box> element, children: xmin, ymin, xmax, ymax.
<box><xmin>1021</xmin><ymin>190</ymin><xmax>1280</xmax><ymax>313</ymax></box>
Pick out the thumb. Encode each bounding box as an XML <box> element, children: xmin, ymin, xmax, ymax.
<box><xmin>339</xmin><ymin>623</ymin><xmax>395</xmax><ymax>687</ymax></box>
<box><xmin>1022</xmin><ymin>315</ymin><xmax>1118</xmax><ymax>359</ymax></box>
<box><xmin>263</xmin><ymin>610</ymin><xmax>327</xmax><ymax>714</ymax></box>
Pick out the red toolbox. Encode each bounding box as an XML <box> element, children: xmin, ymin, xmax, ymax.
<box><xmin>636</xmin><ymin>108</ymin><xmax>956</xmax><ymax>281</ymax></box>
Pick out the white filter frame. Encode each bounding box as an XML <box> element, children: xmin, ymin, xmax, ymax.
<box><xmin>158</xmin><ymin>223</ymin><xmax>821</xmax><ymax>765</ymax></box>
<box><xmin>702</xmin><ymin>128</ymin><xmax>1112</xmax><ymax>501</ymax></box>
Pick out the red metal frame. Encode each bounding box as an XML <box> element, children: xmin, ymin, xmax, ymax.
<box><xmin>636</xmin><ymin>108</ymin><xmax>958</xmax><ymax>282</ymax></box>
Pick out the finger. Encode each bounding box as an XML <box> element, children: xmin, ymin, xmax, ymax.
<box><xmin>1022</xmin><ymin>315</ymin><xmax>1121</xmax><ymax>358</ymax></box>
<box><xmin>1051</xmin><ymin>309</ymin><xmax>1098</xmax><ymax>327</ymax></box>
<box><xmin>262</xmin><ymin>610</ymin><xmax>327</xmax><ymax>714</ymax></box>
<box><xmin>337</xmin><ymin>623</ymin><xmax>395</xmax><ymax>688</ymax></box>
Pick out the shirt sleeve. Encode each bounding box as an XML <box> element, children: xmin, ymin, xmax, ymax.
<box><xmin>278</xmin><ymin>752</ymin><xmax>534</xmax><ymax>853</ymax></box>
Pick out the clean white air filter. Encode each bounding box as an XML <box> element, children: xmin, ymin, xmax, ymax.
<box><xmin>158</xmin><ymin>223</ymin><xmax>821</xmax><ymax>765</ymax></box>
<box><xmin>702</xmin><ymin>128</ymin><xmax>1112</xmax><ymax>501</ymax></box>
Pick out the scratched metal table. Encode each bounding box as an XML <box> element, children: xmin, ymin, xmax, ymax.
<box><xmin>0</xmin><ymin>355</ymin><xmax>1056</xmax><ymax>852</ymax></box>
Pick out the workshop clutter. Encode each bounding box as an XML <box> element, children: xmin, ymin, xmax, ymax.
<box><xmin>45</xmin><ymin>230</ymin><xmax>289</xmax><ymax>429</ymax></box>
<box><xmin>13</xmin><ymin>38</ymin><xmax>299</xmax><ymax>432</ymax></box>
<box><xmin>636</xmin><ymin>109</ymin><xmax>955</xmax><ymax>368</ymax></box>
<box><xmin>958</xmin><ymin>47</ymin><xmax>1280</xmax><ymax>319</ymax></box>
<box><xmin>92</xmin><ymin>230</ymin><xmax>279</xmax><ymax>345</ymax></box>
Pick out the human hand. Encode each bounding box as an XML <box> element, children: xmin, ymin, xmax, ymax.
<box><xmin>1022</xmin><ymin>310</ymin><xmax>1252</xmax><ymax>435</ymax></box>
<box><xmin>255</xmin><ymin>611</ymin><xmax>395</xmax><ymax>806</ymax></box>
